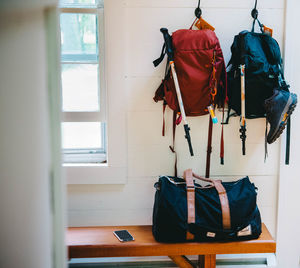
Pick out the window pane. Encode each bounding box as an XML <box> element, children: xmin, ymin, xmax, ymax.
<box><xmin>62</xmin><ymin>64</ymin><xmax>99</xmax><ymax>111</ymax></box>
<box><xmin>60</xmin><ymin>0</ymin><xmax>96</xmax><ymax>5</ymax></box>
<box><xmin>60</xmin><ymin>0</ymin><xmax>102</xmax><ymax>6</ymax></box>
<box><xmin>60</xmin><ymin>13</ymin><xmax>97</xmax><ymax>57</ymax></box>
<box><xmin>62</xmin><ymin>122</ymin><xmax>102</xmax><ymax>149</ymax></box>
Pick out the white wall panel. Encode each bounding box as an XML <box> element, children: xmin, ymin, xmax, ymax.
<box><xmin>126</xmin><ymin>77</ymin><xmax>163</xmax><ymax>111</ymax></box>
<box><xmin>125</xmin><ymin>7</ymin><xmax>284</xmax><ymax>77</ymax></box>
<box><xmin>124</xmin><ymin>0</ymin><xmax>284</xmax><ymax>9</ymax></box>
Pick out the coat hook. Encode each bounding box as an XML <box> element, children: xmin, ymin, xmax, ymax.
<box><xmin>251</xmin><ymin>0</ymin><xmax>258</xmax><ymax>19</ymax></box>
<box><xmin>195</xmin><ymin>0</ymin><xmax>202</xmax><ymax>18</ymax></box>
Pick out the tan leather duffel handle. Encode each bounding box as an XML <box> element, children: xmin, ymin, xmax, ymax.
<box><xmin>183</xmin><ymin>169</ymin><xmax>231</xmax><ymax>231</ymax></box>
<box><xmin>183</xmin><ymin>169</ymin><xmax>195</xmax><ymax>224</ymax></box>
<box><xmin>192</xmin><ymin>172</ymin><xmax>215</xmax><ymax>184</ymax></box>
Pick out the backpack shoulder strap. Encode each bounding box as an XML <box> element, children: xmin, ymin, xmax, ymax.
<box><xmin>153</xmin><ymin>44</ymin><xmax>166</xmax><ymax>67</ymax></box>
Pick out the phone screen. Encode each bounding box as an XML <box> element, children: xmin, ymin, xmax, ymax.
<box><xmin>113</xmin><ymin>230</ymin><xmax>134</xmax><ymax>242</ymax></box>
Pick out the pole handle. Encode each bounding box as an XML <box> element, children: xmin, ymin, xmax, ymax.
<box><xmin>160</xmin><ymin>28</ymin><xmax>174</xmax><ymax>62</ymax></box>
<box><xmin>184</xmin><ymin>124</ymin><xmax>194</xmax><ymax>156</ymax></box>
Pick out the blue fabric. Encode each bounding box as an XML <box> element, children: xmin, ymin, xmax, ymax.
<box><xmin>227</xmin><ymin>31</ymin><xmax>283</xmax><ymax>118</ymax></box>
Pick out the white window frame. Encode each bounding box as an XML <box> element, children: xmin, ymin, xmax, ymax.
<box><xmin>60</xmin><ymin>4</ymin><xmax>106</xmax><ymax>164</ymax></box>
<box><xmin>62</xmin><ymin>0</ymin><xmax>127</xmax><ymax>184</ymax></box>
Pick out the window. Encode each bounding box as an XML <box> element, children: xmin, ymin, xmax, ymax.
<box><xmin>59</xmin><ymin>0</ymin><xmax>106</xmax><ymax>164</ymax></box>
<box><xmin>61</xmin><ymin>0</ymin><xmax>127</xmax><ymax>184</ymax></box>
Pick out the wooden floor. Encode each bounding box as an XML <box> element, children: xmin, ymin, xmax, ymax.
<box><xmin>67</xmin><ymin>223</ymin><xmax>275</xmax><ymax>258</ymax></box>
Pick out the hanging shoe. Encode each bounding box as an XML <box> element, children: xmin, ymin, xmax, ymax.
<box><xmin>264</xmin><ymin>89</ymin><xmax>297</xmax><ymax>144</ymax></box>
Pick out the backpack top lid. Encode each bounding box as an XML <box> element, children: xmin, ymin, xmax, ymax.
<box><xmin>229</xmin><ymin>31</ymin><xmax>282</xmax><ymax>74</ymax></box>
<box><xmin>172</xmin><ymin>29</ymin><xmax>220</xmax><ymax>51</ymax></box>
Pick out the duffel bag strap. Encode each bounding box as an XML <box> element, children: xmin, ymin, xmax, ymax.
<box><xmin>183</xmin><ymin>169</ymin><xmax>195</xmax><ymax>224</ymax></box>
<box><xmin>192</xmin><ymin>172</ymin><xmax>231</xmax><ymax>230</ymax></box>
<box><xmin>183</xmin><ymin>169</ymin><xmax>196</xmax><ymax>240</ymax></box>
<box><xmin>212</xmin><ymin>180</ymin><xmax>231</xmax><ymax>230</ymax></box>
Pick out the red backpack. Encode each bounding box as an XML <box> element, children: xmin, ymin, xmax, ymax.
<box><xmin>153</xmin><ymin>28</ymin><xmax>227</xmax><ymax>177</ymax></box>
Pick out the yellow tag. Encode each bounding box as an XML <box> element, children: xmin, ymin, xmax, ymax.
<box><xmin>195</xmin><ymin>17</ymin><xmax>215</xmax><ymax>31</ymax></box>
<box><xmin>263</xmin><ymin>26</ymin><xmax>273</xmax><ymax>37</ymax></box>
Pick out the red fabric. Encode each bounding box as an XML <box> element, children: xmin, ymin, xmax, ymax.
<box><xmin>154</xmin><ymin>29</ymin><xmax>227</xmax><ymax>115</ymax></box>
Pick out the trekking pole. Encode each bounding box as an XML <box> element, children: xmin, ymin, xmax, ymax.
<box><xmin>240</xmin><ymin>63</ymin><xmax>246</xmax><ymax>155</ymax></box>
<box><xmin>160</xmin><ymin>28</ymin><xmax>194</xmax><ymax>156</ymax></box>
<box><xmin>239</xmin><ymin>33</ymin><xmax>247</xmax><ymax>155</ymax></box>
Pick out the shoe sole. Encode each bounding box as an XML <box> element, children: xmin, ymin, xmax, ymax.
<box><xmin>267</xmin><ymin>93</ymin><xmax>297</xmax><ymax>144</ymax></box>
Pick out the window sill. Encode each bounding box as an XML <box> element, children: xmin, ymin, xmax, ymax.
<box><xmin>63</xmin><ymin>164</ymin><xmax>127</xmax><ymax>184</ymax></box>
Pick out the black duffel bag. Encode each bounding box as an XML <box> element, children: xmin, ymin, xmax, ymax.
<box><xmin>152</xmin><ymin>169</ymin><xmax>262</xmax><ymax>242</ymax></box>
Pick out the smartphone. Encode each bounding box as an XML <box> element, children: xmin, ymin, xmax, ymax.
<box><xmin>113</xmin><ymin>230</ymin><xmax>134</xmax><ymax>242</ymax></box>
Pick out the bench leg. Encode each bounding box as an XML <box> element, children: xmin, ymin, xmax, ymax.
<box><xmin>169</xmin><ymin>255</ymin><xmax>195</xmax><ymax>268</ymax></box>
<box><xmin>198</xmin><ymin>254</ymin><xmax>216</xmax><ymax>268</ymax></box>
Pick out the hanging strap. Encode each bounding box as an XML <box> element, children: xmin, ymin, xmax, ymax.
<box><xmin>169</xmin><ymin>110</ymin><xmax>178</xmax><ymax>177</ymax></box>
<box><xmin>285</xmin><ymin>117</ymin><xmax>291</xmax><ymax>165</ymax></box>
<box><xmin>220</xmin><ymin>108</ymin><xmax>225</xmax><ymax>165</ymax></box>
<box><xmin>205</xmin><ymin>116</ymin><xmax>213</xmax><ymax>178</ymax></box>
<box><xmin>153</xmin><ymin>44</ymin><xmax>166</xmax><ymax>67</ymax></box>
<box><xmin>162</xmin><ymin>101</ymin><xmax>167</xmax><ymax>136</ymax></box>
<box><xmin>204</xmin><ymin>51</ymin><xmax>218</xmax><ymax>176</ymax></box>
<box><xmin>189</xmin><ymin>18</ymin><xmax>198</xmax><ymax>30</ymax></box>
<box><xmin>264</xmin><ymin>118</ymin><xmax>268</xmax><ymax>162</ymax></box>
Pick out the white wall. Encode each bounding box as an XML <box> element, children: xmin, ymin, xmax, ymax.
<box><xmin>67</xmin><ymin>0</ymin><xmax>286</xmax><ymax>241</ymax></box>
<box><xmin>0</xmin><ymin>4</ymin><xmax>65</xmax><ymax>268</ymax></box>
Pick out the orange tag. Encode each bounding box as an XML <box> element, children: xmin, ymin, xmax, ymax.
<box><xmin>195</xmin><ymin>17</ymin><xmax>215</xmax><ymax>31</ymax></box>
<box><xmin>263</xmin><ymin>26</ymin><xmax>273</xmax><ymax>36</ymax></box>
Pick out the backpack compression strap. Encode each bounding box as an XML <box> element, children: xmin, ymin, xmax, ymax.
<box><xmin>285</xmin><ymin>117</ymin><xmax>291</xmax><ymax>164</ymax></box>
<box><xmin>205</xmin><ymin>117</ymin><xmax>213</xmax><ymax>178</ymax></box>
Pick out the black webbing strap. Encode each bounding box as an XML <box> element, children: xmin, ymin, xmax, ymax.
<box><xmin>220</xmin><ymin>107</ymin><xmax>225</xmax><ymax>165</ymax></box>
<box><xmin>205</xmin><ymin>116</ymin><xmax>213</xmax><ymax>178</ymax></box>
<box><xmin>285</xmin><ymin>117</ymin><xmax>291</xmax><ymax>165</ymax></box>
<box><xmin>169</xmin><ymin>110</ymin><xmax>178</xmax><ymax>176</ymax></box>
<box><xmin>264</xmin><ymin>118</ymin><xmax>268</xmax><ymax>162</ymax></box>
<box><xmin>162</xmin><ymin>101</ymin><xmax>167</xmax><ymax>136</ymax></box>
<box><xmin>153</xmin><ymin>44</ymin><xmax>166</xmax><ymax>67</ymax></box>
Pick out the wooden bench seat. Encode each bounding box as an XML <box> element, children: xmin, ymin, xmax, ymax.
<box><xmin>67</xmin><ymin>223</ymin><xmax>276</xmax><ymax>268</ymax></box>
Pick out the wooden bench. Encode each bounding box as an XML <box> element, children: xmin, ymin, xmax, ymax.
<box><xmin>67</xmin><ymin>223</ymin><xmax>276</xmax><ymax>268</ymax></box>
